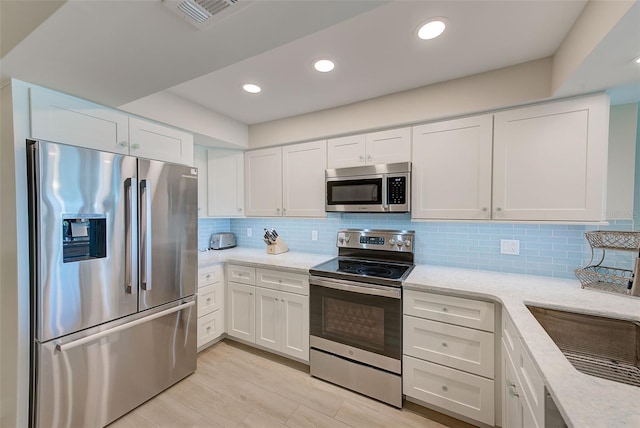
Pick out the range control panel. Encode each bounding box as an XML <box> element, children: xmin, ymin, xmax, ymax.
<box><xmin>337</xmin><ymin>229</ymin><xmax>415</xmax><ymax>252</ymax></box>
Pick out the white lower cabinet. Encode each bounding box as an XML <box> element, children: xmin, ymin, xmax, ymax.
<box><xmin>226</xmin><ymin>264</ymin><xmax>309</xmax><ymax>362</ymax></box>
<box><xmin>501</xmin><ymin>311</ymin><xmax>546</xmax><ymax>428</ymax></box>
<box><xmin>197</xmin><ymin>264</ymin><xmax>224</xmax><ymax>349</ymax></box>
<box><xmin>403</xmin><ymin>290</ymin><xmax>495</xmax><ymax>426</ymax></box>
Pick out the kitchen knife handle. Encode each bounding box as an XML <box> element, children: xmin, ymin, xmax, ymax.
<box><xmin>124</xmin><ymin>178</ymin><xmax>138</xmax><ymax>294</ymax></box>
<box><xmin>140</xmin><ymin>179</ymin><xmax>152</xmax><ymax>291</ymax></box>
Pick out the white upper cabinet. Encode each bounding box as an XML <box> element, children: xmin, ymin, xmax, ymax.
<box><xmin>207</xmin><ymin>149</ymin><xmax>244</xmax><ymax>217</ymax></box>
<box><xmin>30</xmin><ymin>86</ymin><xmax>194</xmax><ymax>166</ymax></box>
<box><xmin>282</xmin><ymin>140</ymin><xmax>327</xmax><ymax>217</ymax></box>
<box><xmin>327</xmin><ymin>127</ymin><xmax>411</xmax><ymax>168</ymax></box>
<box><xmin>194</xmin><ymin>146</ymin><xmax>209</xmax><ymax>217</ymax></box>
<box><xmin>30</xmin><ymin>86</ymin><xmax>129</xmax><ymax>154</ymax></box>
<box><xmin>244</xmin><ymin>147</ymin><xmax>283</xmax><ymax>217</ymax></box>
<box><xmin>412</xmin><ymin>115</ymin><xmax>493</xmax><ymax>220</ymax></box>
<box><xmin>245</xmin><ymin>140</ymin><xmax>327</xmax><ymax>217</ymax></box>
<box><xmin>129</xmin><ymin>117</ymin><xmax>193</xmax><ymax>166</ymax></box>
<box><xmin>493</xmin><ymin>94</ymin><xmax>609</xmax><ymax>221</ymax></box>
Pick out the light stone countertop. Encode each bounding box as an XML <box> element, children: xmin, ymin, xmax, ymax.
<box><xmin>197</xmin><ymin>247</ymin><xmax>333</xmax><ymax>273</ymax></box>
<box><xmin>404</xmin><ymin>265</ymin><xmax>640</xmax><ymax>428</ymax></box>
<box><xmin>198</xmin><ymin>249</ymin><xmax>640</xmax><ymax>427</ymax></box>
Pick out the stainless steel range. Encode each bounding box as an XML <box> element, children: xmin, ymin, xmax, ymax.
<box><xmin>309</xmin><ymin>229</ymin><xmax>415</xmax><ymax>408</ymax></box>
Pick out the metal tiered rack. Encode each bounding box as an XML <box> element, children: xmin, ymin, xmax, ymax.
<box><xmin>575</xmin><ymin>231</ymin><xmax>640</xmax><ymax>296</ymax></box>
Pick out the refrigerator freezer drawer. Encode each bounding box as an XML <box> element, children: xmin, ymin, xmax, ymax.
<box><xmin>33</xmin><ymin>300</ymin><xmax>197</xmax><ymax>428</ymax></box>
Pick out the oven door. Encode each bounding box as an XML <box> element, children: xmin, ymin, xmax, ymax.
<box><xmin>326</xmin><ymin>174</ymin><xmax>384</xmax><ymax>212</ymax></box>
<box><xmin>310</xmin><ymin>276</ymin><xmax>402</xmax><ymax>366</ymax></box>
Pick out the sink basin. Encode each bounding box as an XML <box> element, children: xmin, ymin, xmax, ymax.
<box><xmin>527</xmin><ymin>305</ymin><xmax>640</xmax><ymax>387</ymax></box>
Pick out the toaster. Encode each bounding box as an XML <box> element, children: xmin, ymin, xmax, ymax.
<box><xmin>209</xmin><ymin>232</ymin><xmax>236</xmax><ymax>250</ymax></box>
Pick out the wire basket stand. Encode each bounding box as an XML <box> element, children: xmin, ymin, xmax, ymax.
<box><xmin>575</xmin><ymin>231</ymin><xmax>640</xmax><ymax>296</ymax></box>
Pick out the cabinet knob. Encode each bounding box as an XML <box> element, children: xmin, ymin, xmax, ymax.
<box><xmin>282</xmin><ymin>208</ymin><xmax>286</xmax><ymax>214</ymax></box>
<box><xmin>130</xmin><ymin>143</ymin><xmax>140</xmax><ymax>150</ymax></box>
<box><xmin>206</xmin><ymin>326</ymin><xmax>211</xmax><ymax>331</ymax></box>
<box><xmin>118</xmin><ymin>141</ymin><xmax>128</xmax><ymax>148</ymax></box>
<box><xmin>206</xmin><ymin>274</ymin><xmax>211</xmax><ymax>278</ymax></box>
<box><xmin>441</xmin><ymin>342</ymin><xmax>448</xmax><ymax>348</ymax></box>
<box><xmin>496</xmin><ymin>207</ymin><xmax>502</xmax><ymax>212</ymax></box>
<box><xmin>442</xmin><ymin>307</ymin><xmax>448</xmax><ymax>312</ymax></box>
<box><xmin>359</xmin><ymin>156</ymin><xmax>365</xmax><ymax>163</ymax></box>
<box><xmin>506</xmin><ymin>380</ymin><xmax>519</xmax><ymax>398</ymax></box>
<box><xmin>249</xmin><ymin>292</ymin><xmax>253</xmax><ymax>296</ymax></box>
<box><xmin>367</xmin><ymin>155</ymin><xmax>372</xmax><ymax>162</ymax></box>
<box><xmin>276</xmin><ymin>208</ymin><xmax>281</xmax><ymax>213</ymax></box>
<box><xmin>238</xmin><ymin>208</ymin><xmax>242</xmax><ymax>212</ymax></box>
<box><xmin>275</xmin><ymin>298</ymin><xmax>279</xmax><ymax>302</ymax></box>
<box><xmin>441</xmin><ymin>385</ymin><xmax>448</xmax><ymax>392</ymax></box>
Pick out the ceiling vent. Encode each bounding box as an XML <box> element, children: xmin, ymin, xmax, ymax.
<box><xmin>163</xmin><ymin>0</ymin><xmax>252</xmax><ymax>30</ymax></box>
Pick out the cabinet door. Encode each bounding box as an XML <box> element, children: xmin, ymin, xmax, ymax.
<box><xmin>227</xmin><ymin>282</ymin><xmax>255</xmax><ymax>342</ymax></box>
<box><xmin>493</xmin><ymin>94</ymin><xmax>609</xmax><ymax>221</ymax></box>
<box><xmin>30</xmin><ymin>86</ymin><xmax>129</xmax><ymax>154</ymax></box>
<box><xmin>365</xmin><ymin>127</ymin><xmax>411</xmax><ymax>165</ymax></box>
<box><xmin>327</xmin><ymin>134</ymin><xmax>366</xmax><ymax>168</ymax></box>
<box><xmin>194</xmin><ymin>146</ymin><xmax>209</xmax><ymax>217</ymax></box>
<box><xmin>412</xmin><ymin>116</ymin><xmax>493</xmax><ymax>220</ymax></box>
<box><xmin>280</xmin><ymin>291</ymin><xmax>309</xmax><ymax>361</ymax></box>
<box><xmin>207</xmin><ymin>149</ymin><xmax>245</xmax><ymax>217</ymax></box>
<box><xmin>244</xmin><ymin>147</ymin><xmax>283</xmax><ymax>216</ymax></box>
<box><xmin>503</xmin><ymin>344</ymin><xmax>523</xmax><ymax>428</ymax></box>
<box><xmin>129</xmin><ymin>117</ymin><xmax>194</xmax><ymax>166</ymax></box>
<box><xmin>255</xmin><ymin>287</ymin><xmax>281</xmax><ymax>352</ymax></box>
<box><xmin>282</xmin><ymin>140</ymin><xmax>327</xmax><ymax>217</ymax></box>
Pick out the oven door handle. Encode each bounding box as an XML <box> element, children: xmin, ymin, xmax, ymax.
<box><xmin>310</xmin><ymin>277</ymin><xmax>401</xmax><ymax>299</ymax></box>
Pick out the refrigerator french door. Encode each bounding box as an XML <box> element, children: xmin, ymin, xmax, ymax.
<box><xmin>27</xmin><ymin>139</ymin><xmax>198</xmax><ymax>428</ymax></box>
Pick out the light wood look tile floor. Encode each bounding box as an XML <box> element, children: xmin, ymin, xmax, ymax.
<box><xmin>109</xmin><ymin>340</ymin><xmax>475</xmax><ymax>428</ymax></box>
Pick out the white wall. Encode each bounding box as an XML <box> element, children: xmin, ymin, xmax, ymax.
<box><xmin>607</xmin><ymin>103</ymin><xmax>638</xmax><ymax>219</ymax></box>
<box><xmin>0</xmin><ymin>79</ymin><xmax>31</xmax><ymax>428</ymax></box>
<box><xmin>120</xmin><ymin>91</ymin><xmax>249</xmax><ymax>149</ymax></box>
<box><xmin>248</xmin><ymin>58</ymin><xmax>553</xmax><ymax>148</ymax></box>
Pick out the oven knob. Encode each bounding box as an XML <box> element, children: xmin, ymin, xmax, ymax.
<box><xmin>338</xmin><ymin>237</ymin><xmax>344</xmax><ymax>244</ymax></box>
<box><xmin>345</xmin><ymin>236</ymin><xmax>350</xmax><ymax>243</ymax></box>
<box><xmin>389</xmin><ymin>238</ymin><xmax>396</xmax><ymax>246</ymax></box>
<box><xmin>396</xmin><ymin>241</ymin><xmax>403</xmax><ymax>248</ymax></box>
<box><xmin>404</xmin><ymin>239</ymin><xmax>411</xmax><ymax>247</ymax></box>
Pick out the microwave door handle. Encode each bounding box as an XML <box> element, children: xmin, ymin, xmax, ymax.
<box><xmin>140</xmin><ymin>179</ymin><xmax>152</xmax><ymax>291</ymax></box>
<box><xmin>382</xmin><ymin>176</ymin><xmax>389</xmax><ymax>210</ymax></box>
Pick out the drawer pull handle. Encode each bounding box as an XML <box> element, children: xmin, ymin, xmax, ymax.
<box><xmin>206</xmin><ymin>274</ymin><xmax>211</xmax><ymax>278</ymax></box>
<box><xmin>441</xmin><ymin>342</ymin><xmax>448</xmax><ymax>348</ymax></box>
<box><xmin>206</xmin><ymin>326</ymin><xmax>211</xmax><ymax>331</ymax></box>
<box><xmin>442</xmin><ymin>307</ymin><xmax>448</xmax><ymax>312</ymax></box>
<box><xmin>441</xmin><ymin>385</ymin><xmax>448</xmax><ymax>392</ymax></box>
<box><xmin>506</xmin><ymin>380</ymin><xmax>519</xmax><ymax>398</ymax></box>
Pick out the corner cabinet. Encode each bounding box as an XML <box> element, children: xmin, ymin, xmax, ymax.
<box><xmin>29</xmin><ymin>86</ymin><xmax>194</xmax><ymax>166</ymax></box>
<box><xmin>412</xmin><ymin>94</ymin><xmax>609</xmax><ymax>222</ymax></box>
<box><xmin>207</xmin><ymin>149</ymin><xmax>244</xmax><ymax>217</ymax></box>
<box><xmin>492</xmin><ymin>94</ymin><xmax>608</xmax><ymax>221</ymax></box>
<box><xmin>327</xmin><ymin>127</ymin><xmax>411</xmax><ymax>168</ymax></box>
<box><xmin>245</xmin><ymin>140</ymin><xmax>327</xmax><ymax>217</ymax></box>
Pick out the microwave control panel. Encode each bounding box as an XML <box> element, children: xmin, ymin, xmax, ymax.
<box><xmin>387</xmin><ymin>176</ymin><xmax>406</xmax><ymax>205</ymax></box>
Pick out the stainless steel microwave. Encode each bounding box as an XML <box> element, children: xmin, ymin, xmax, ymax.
<box><xmin>325</xmin><ymin>162</ymin><xmax>411</xmax><ymax>213</ymax></box>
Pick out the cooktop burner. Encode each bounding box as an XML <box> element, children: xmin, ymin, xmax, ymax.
<box><xmin>310</xmin><ymin>257</ymin><xmax>414</xmax><ymax>286</ymax></box>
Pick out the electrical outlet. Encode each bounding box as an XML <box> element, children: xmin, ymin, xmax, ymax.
<box><xmin>311</xmin><ymin>230</ymin><xmax>318</xmax><ymax>241</ymax></box>
<box><xmin>246</xmin><ymin>228</ymin><xmax>252</xmax><ymax>238</ymax></box>
<box><xmin>500</xmin><ymin>239</ymin><xmax>520</xmax><ymax>255</ymax></box>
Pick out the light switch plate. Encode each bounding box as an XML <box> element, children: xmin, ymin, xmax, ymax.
<box><xmin>311</xmin><ymin>230</ymin><xmax>318</xmax><ymax>241</ymax></box>
<box><xmin>246</xmin><ymin>228</ymin><xmax>252</xmax><ymax>237</ymax></box>
<box><xmin>500</xmin><ymin>239</ymin><xmax>520</xmax><ymax>255</ymax></box>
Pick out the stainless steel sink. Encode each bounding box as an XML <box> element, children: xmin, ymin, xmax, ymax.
<box><xmin>527</xmin><ymin>305</ymin><xmax>640</xmax><ymax>387</ymax></box>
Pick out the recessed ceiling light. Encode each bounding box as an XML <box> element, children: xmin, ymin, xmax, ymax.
<box><xmin>635</xmin><ymin>56</ymin><xmax>640</xmax><ymax>64</ymax></box>
<box><xmin>417</xmin><ymin>18</ymin><xmax>447</xmax><ymax>40</ymax></box>
<box><xmin>242</xmin><ymin>83</ymin><xmax>261</xmax><ymax>94</ymax></box>
<box><xmin>314</xmin><ymin>59</ymin><xmax>335</xmax><ymax>73</ymax></box>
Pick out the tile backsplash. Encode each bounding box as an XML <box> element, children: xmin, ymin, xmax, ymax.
<box><xmin>199</xmin><ymin>215</ymin><xmax>635</xmax><ymax>279</ymax></box>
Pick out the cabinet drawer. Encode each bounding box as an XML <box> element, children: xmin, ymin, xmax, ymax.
<box><xmin>198</xmin><ymin>283</ymin><xmax>223</xmax><ymax>317</ymax></box>
<box><xmin>404</xmin><ymin>316</ymin><xmax>494</xmax><ymax>378</ymax></box>
<box><xmin>404</xmin><ymin>355</ymin><xmax>494</xmax><ymax>426</ymax></box>
<box><xmin>404</xmin><ymin>290</ymin><xmax>495</xmax><ymax>332</ymax></box>
<box><xmin>227</xmin><ymin>264</ymin><xmax>256</xmax><ymax>285</ymax></box>
<box><xmin>197</xmin><ymin>310</ymin><xmax>224</xmax><ymax>348</ymax></box>
<box><xmin>256</xmin><ymin>268</ymin><xmax>309</xmax><ymax>295</ymax></box>
<box><xmin>198</xmin><ymin>264</ymin><xmax>223</xmax><ymax>288</ymax></box>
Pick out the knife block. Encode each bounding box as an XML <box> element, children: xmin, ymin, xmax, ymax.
<box><xmin>267</xmin><ymin>237</ymin><xmax>289</xmax><ymax>255</ymax></box>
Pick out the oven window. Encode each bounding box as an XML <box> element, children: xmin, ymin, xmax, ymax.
<box><xmin>323</xmin><ymin>297</ymin><xmax>385</xmax><ymax>350</ymax></box>
<box><xmin>310</xmin><ymin>284</ymin><xmax>402</xmax><ymax>359</ymax></box>
<box><xmin>327</xmin><ymin>178</ymin><xmax>382</xmax><ymax>205</ymax></box>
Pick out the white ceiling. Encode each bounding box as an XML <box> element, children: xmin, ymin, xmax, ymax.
<box><xmin>1</xmin><ymin>0</ymin><xmax>639</xmax><ymax>127</ymax></box>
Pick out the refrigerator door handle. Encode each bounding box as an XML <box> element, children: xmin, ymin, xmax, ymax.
<box><xmin>124</xmin><ymin>177</ymin><xmax>138</xmax><ymax>294</ymax></box>
<box><xmin>56</xmin><ymin>300</ymin><xmax>195</xmax><ymax>352</ymax></box>
<box><xmin>140</xmin><ymin>179</ymin><xmax>152</xmax><ymax>291</ymax></box>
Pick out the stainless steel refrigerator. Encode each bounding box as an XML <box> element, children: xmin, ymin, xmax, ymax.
<box><xmin>27</xmin><ymin>139</ymin><xmax>198</xmax><ymax>427</ymax></box>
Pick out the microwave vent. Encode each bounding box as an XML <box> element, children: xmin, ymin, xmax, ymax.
<box><xmin>163</xmin><ymin>0</ymin><xmax>251</xmax><ymax>30</ymax></box>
